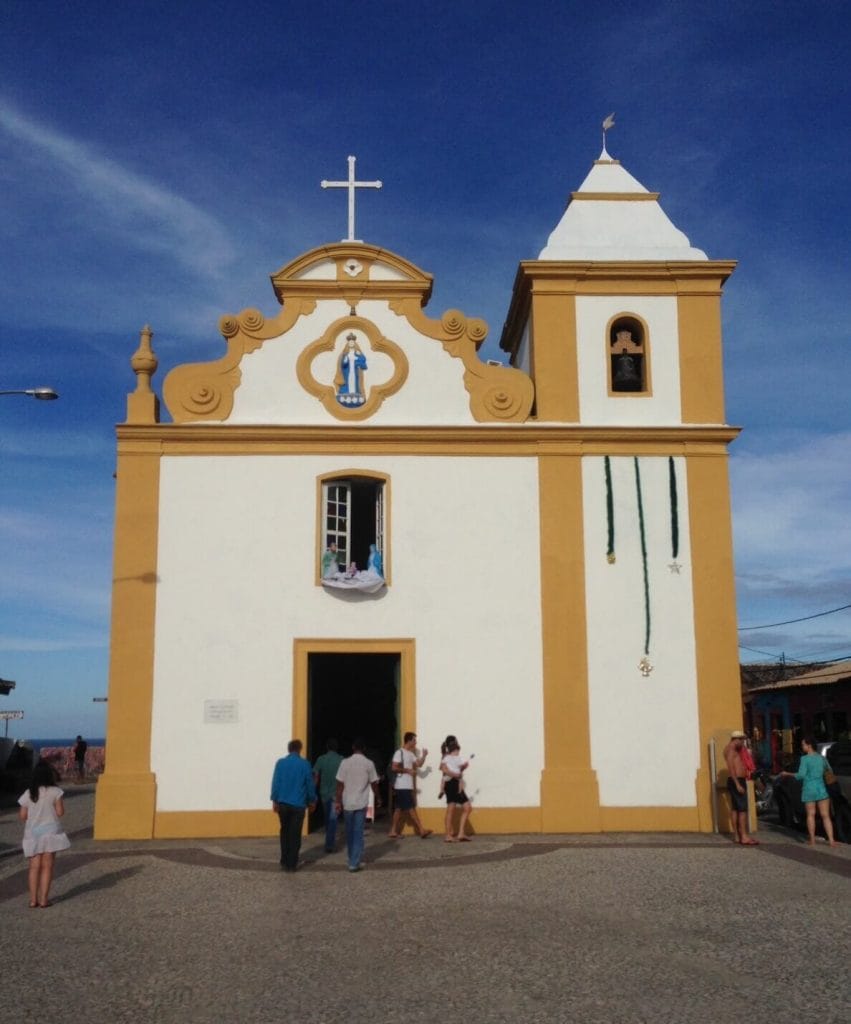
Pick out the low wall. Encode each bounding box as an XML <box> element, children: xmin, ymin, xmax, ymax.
<box><xmin>39</xmin><ymin>747</ymin><xmax>105</xmax><ymax>781</ymax></box>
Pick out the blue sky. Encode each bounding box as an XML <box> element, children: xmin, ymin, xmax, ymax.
<box><xmin>1</xmin><ymin>1</ymin><xmax>849</xmax><ymax>737</ymax></box>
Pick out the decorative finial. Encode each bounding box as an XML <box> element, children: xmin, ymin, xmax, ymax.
<box><xmin>127</xmin><ymin>324</ymin><xmax>160</xmax><ymax>424</ymax></box>
<box><xmin>638</xmin><ymin>656</ymin><xmax>653</xmax><ymax>678</ymax></box>
<box><xmin>601</xmin><ymin>112</ymin><xmax>615</xmax><ymax>157</ymax></box>
<box><xmin>130</xmin><ymin>325</ymin><xmax>158</xmax><ymax>387</ymax></box>
<box><xmin>321</xmin><ymin>155</ymin><xmax>383</xmax><ymax>243</ymax></box>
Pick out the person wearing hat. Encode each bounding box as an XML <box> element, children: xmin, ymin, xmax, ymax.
<box><xmin>723</xmin><ymin>730</ymin><xmax>758</xmax><ymax>845</ymax></box>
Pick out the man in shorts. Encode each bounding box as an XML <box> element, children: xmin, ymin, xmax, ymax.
<box><xmin>724</xmin><ymin>729</ymin><xmax>758</xmax><ymax>845</ymax></box>
<box><xmin>388</xmin><ymin>732</ymin><xmax>432</xmax><ymax>839</ymax></box>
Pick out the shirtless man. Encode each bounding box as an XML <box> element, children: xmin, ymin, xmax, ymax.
<box><xmin>724</xmin><ymin>730</ymin><xmax>758</xmax><ymax>845</ymax></box>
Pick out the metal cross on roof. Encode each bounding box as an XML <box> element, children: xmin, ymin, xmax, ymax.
<box><xmin>321</xmin><ymin>155</ymin><xmax>382</xmax><ymax>243</ymax></box>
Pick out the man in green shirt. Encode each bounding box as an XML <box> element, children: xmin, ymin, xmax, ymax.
<box><xmin>313</xmin><ymin>738</ymin><xmax>344</xmax><ymax>853</ymax></box>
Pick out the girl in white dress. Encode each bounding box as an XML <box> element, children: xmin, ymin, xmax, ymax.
<box><xmin>18</xmin><ymin>760</ymin><xmax>71</xmax><ymax>907</ymax></box>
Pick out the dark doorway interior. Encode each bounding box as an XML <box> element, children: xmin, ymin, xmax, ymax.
<box><xmin>307</xmin><ymin>652</ymin><xmax>400</xmax><ymax>829</ymax></box>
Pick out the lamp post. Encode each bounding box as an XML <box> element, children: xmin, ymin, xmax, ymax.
<box><xmin>0</xmin><ymin>388</ymin><xmax>59</xmax><ymax>400</ymax></box>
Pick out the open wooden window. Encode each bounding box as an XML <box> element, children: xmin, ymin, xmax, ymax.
<box><xmin>318</xmin><ymin>471</ymin><xmax>389</xmax><ymax>585</ymax></box>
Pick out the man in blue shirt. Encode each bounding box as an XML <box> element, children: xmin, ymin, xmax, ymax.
<box><xmin>270</xmin><ymin>739</ymin><xmax>317</xmax><ymax>872</ymax></box>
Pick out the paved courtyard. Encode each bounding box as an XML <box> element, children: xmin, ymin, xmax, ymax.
<box><xmin>1</xmin><ymin>787</ymin><xmax>848</xmax><ymax>1023</ymax></box>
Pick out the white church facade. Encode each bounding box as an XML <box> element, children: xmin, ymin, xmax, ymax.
<box><xmin>95</xmin><ymin>148</ymin><xmax>743</xmax><ymax>840</ymax></box>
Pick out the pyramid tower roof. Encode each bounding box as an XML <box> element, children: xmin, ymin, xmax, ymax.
<box><xmin>538</xmin><ymin>147</ymin><xmax>707</xmax><ymax>261</ymax></box>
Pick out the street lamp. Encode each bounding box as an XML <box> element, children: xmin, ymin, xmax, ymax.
<box><xmin>0</xmin><ymin>388</ymin><xmax>59</xmax><ymax>400</ymax></box>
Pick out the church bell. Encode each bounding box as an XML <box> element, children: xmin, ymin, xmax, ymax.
<box><xmin>612</xmin><ymin>353</ymin><xmax>643</xmax><ymax>391</ymax></box>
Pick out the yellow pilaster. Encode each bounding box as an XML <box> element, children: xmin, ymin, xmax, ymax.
<box><xmin>538</xmin><ymin>449</ymin><xmax>601</xmax><ymax>831</ymax></box>
<box><xmin>529</xmin><ymin>285</ymin><xmax>579</xmax><ymax>421</ymax></box>
<box><xmin>677</xmin><ymin>292</ymin><xmax>725</xmax><ymax>424</ymax></box>
<box><xmin>93</xmin><ymin>443</ymin><xmax>161</xmax><ymax>839</ymax></box>
<box><xmin>687</xmin><ymin>454</ymin><xmax>743</xmax><ymax>831</ymax></box>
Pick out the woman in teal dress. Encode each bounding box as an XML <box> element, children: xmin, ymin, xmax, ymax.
<box><xmin>779</xmin><ymin>737</ymin><xmax>837</xmax><ymax>847</ymax></box>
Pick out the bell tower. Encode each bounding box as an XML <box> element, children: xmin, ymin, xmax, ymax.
<box><xmin>501</xmin><ymin>144</ymin><xmax>743</xmax><ymax>833</ymax></box>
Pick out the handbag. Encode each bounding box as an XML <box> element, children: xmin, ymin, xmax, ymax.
<box><xmin>823</xmin><ymin>756</ymin><xmax>837</xmax><ymax>788</ymax></box>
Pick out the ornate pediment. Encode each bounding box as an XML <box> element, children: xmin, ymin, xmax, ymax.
<box><xmin>270</xmin><ymin>243</ymin><xmax>434</xmax><ymax>308</ymax></box>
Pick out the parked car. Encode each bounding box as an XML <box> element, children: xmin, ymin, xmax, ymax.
<box><xmin>773</xmin><ymin>740</ymin><xmax>851</xmax><ymax>843</ymax></box>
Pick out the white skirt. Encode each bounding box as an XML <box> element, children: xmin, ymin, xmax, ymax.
<box><xmin>23</xmin><ymin>832</ymin><xmax>71</xmax><ymax>857</ymax></box>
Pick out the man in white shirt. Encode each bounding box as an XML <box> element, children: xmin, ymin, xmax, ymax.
<box><xmin>388</xmin><ymin>731</ymin><xmax>432</xmax><ymax>839</ymax></box>
<box><xmin>334</xmin><ymin>737</ymin><xmax>381</xmax><ymax>872</ymax></box>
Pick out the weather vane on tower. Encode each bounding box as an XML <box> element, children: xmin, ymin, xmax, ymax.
<box><xmin>602</xmin><ymin>112</ymin><xmax>615</xmax><ymax>155</ymax></box>
<box><xmin>321</xmin><ymin>155</ymin><xmax>382</xmax><ymax>243</ymax></box>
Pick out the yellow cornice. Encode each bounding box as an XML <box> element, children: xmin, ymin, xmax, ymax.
<box><xmin>500</xmin><ymin>260</ymin><xmax>737</xmax><ymax>357</ymax></box>
<box><xmin>115</xmin><ymin>423</ymin><xmax>741</xmax><ymax>457</ymax></box>
<box><xmin>569</xmin><ymin>192</ymin><xmax>660</xmax><ymax>201</ymax></box>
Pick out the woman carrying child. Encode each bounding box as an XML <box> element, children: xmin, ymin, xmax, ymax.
<box><xmin>440</xmin><ymin>735</ymin><xmax>473</xmax><ymax>842</ymax></box>
<box><xmin>18</xmin><ymin>759</ymin><xmax>71</xmax><ymax>907</ymax></box>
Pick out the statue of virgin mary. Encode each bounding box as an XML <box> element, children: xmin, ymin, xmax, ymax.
<box><xmin>335</xmin><ymin>333</ymin><xmax>367</xmax><ymax>407</ymax></box>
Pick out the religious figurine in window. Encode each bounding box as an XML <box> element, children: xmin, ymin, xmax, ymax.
<box><xmin>335</xmin><ymin>333</ymin><xmax>368</xmax><ymax>407</ymax></box>
<box><xmin>321</xmin><ymin>542</ymin><xmax>340</xmax><ymax>579</ymax></box>
<box><xmin>367</xmin><ymin>543</ymin><xmax>383</xmax><ymax>578</ymax></box>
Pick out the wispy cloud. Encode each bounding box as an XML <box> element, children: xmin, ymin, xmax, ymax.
<box><xmin>731</xmin><ymin>430</ymin><xmax>851</xmax><ymax>661</ymax></box>
<box><xmin>0</xmin><ymin>633</ymin><xmax>108</xmax><ymax>653</ymax></box>
<box><xmin>0</xmin><ymin>97</ymin><xmax>232</xmax><ymax>277</ymax></box>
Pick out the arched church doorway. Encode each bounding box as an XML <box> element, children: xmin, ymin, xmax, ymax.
<box><xmin>307</xmin><ymin>652</ymin><xmax>400</xmax><ymax>830</ymax></box>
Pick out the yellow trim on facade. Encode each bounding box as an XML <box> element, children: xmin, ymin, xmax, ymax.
<box><xmin>686</xmin><ymin>457</ymin><xmax>744</xmax><ymax>831</ymax></box>
<box><xmin>569</xmin><ymin>192</ymin><xmax>660</xmax><ymax>201</ymax></box>
<box><xmin>500</xmin><ymin>260</ymin><xmax>736</xmax><ymax>361</ymax></box>
<box><xmin>155</xmin><ymin>810</ymin><xmax>279</xmax><ymax>839</ymax></box>
<box><xmin>314</xmin><ymin>470</ymin><xmax>392</xmax><ymax>585</ymax></box>
<box><xmin>151</xmin><ymin>803</ymin><xmax>726</xmax><ymax>838</ymax></box>
<box><xmin>598</xmin><ymin>806</ymin><xmax>701</xmax><ymax>831</ymax></box>
<box><xmin>390</xmin><ymin>299</ymin><xmax>535</xmax><ymax>422</ymax></box>
<box><xmin>291</xmin><ymin>638</ymin><xmax>416</xmax><ymax>758</ymax></box>
<box><xmin>115</xmin><ymin>422</ymin><xmax>740</xmax><ymax>457</ymax></box>
<box><xmin>270</xmin><ymin>243</ymin><xmax>435</xmax><ymax>307</ymax></box>
<box><xmin>528</xmin><ymin>288</ymin><xmax>579</xmax><ymax>420</ymax></box>
<box><xmin>295</xmin><ymin>314</ymin><xmax>409</xmax><ymax>421</ymax></box>
<box><xmin>93</xmin><ymin>447</ymin><xmax>162</xmax><ymax>840</ymax></box>
<box><xmin>538</xmin><ymin>451</ymin><xmax>601</xmax><ymax>831</ymax></box>
<box><xmin>162</xmin><ymin>299</ymin><xmax>316</xmax><ymax>423</ymax></box>
<box><xmin>677</xmin><ymin>292</ymin><xmax>726</xmax><ymax>423</ymax></box>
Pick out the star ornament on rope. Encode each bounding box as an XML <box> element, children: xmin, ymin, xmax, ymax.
<box><xmin>668</xmin><ymin>560</ymin><xmax>682</xmax><ymax>574</ymax></box>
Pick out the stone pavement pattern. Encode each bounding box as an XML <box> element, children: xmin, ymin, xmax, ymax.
<box><xmin>1</xmin><ymin>788</ymin><xmax>848</xmax><ymax>1024</ymax></box>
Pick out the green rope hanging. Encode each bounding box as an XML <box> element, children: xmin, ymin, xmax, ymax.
<box><xmin>604</xmin><ymin>456</ymin><xmax>615</xmax><ymax>563</ymax></box>
<box><xmin>668</xmin><ymin>457</ymin><xmax>679</xmax><ymax>559</ymax></box>
<box><xmin>633</xmin><ymin>457</ymin><xmax>651</xmax><ymax>656</ymax></box>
